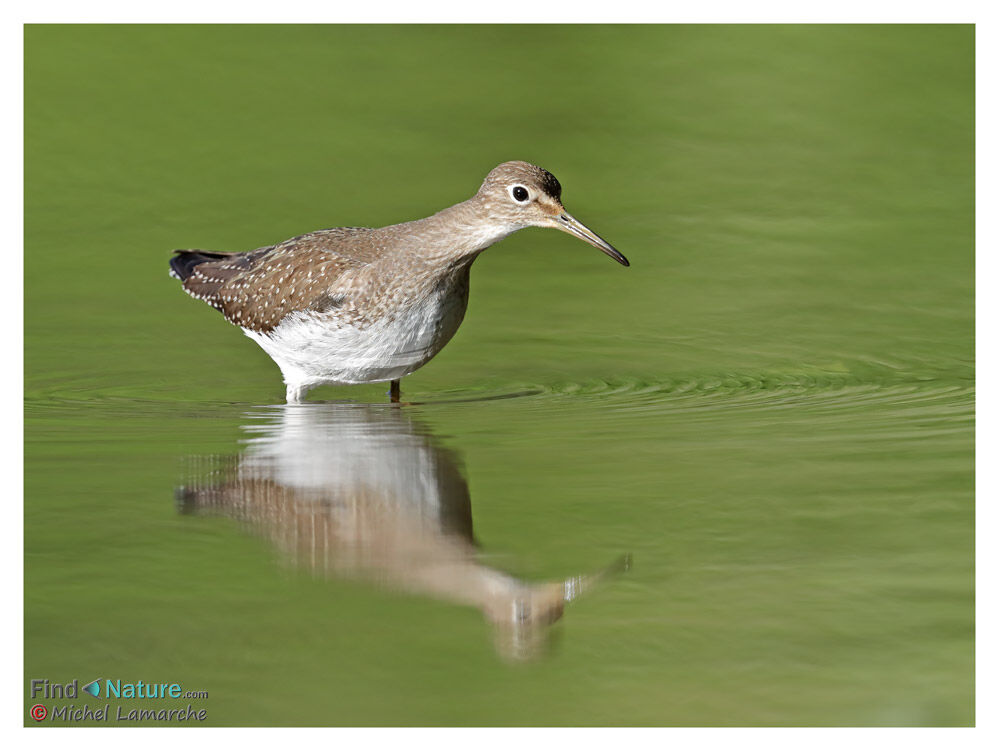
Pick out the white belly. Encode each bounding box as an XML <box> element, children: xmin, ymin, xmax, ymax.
<box><xmin>244</xmin><ymin>277</ymin><xmax>469</xmax><ymax>388</ymax></box>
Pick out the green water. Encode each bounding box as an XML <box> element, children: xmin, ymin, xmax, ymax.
<box><xmin>24</xmin><ymin>25</ymin><xmax>973</xmax><ymax>726</ymax></box>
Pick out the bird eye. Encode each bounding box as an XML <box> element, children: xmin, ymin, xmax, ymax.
<box><xmin>511</xmin><ymin>185</ymin><xmax>529</xmax><ymax>203</ymax></box>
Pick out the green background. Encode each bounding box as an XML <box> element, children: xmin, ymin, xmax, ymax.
<box><xmin>25</xmin><ymin>25</ymin><xmax>973</xmax><ymax>725</ymax></box>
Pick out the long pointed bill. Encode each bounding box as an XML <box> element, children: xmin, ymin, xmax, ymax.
<box><xmin>555</xmin><ymin>212</ymin><xmax>630</xmax><ymax>267</ymax></box>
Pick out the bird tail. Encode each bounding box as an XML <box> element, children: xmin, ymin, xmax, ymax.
<box><xmin>169</xmin><ymin>250</ymin><xmax>236</xmax><ymax>282</ymax></box>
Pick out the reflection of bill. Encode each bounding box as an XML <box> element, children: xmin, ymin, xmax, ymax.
<box><xmin>177</xmin><ymin>404</ymin><xmax>627</xmax><ymax>660</ymax></box>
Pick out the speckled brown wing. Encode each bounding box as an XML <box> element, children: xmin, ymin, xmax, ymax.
<box><xmin>173</xmin><ymin>227</ymin><xmax>375</xmax><ymax>333</ymax></box>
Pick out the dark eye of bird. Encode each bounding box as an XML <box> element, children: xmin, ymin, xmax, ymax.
<box><xmin>512</xmin><ymin>186</ymin><xmax>529</xmax><ymax>202</ymax></box>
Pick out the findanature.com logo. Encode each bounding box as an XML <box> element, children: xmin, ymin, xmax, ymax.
<box><xmin>28</xmin><ymin>678</ymin><xmax>208</xmax><ymax>724</ymax></box>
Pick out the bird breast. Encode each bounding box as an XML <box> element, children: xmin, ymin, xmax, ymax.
<box><xmin>247</xmin><ymin>266</ymin><xmax>472</xmax><ymax>384</ymax></box>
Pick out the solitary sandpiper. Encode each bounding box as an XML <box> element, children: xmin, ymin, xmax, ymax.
<box><xmin>170</xmin><ymin>161</ymin><xmax>628</xmax><ymax>403</ymax></box>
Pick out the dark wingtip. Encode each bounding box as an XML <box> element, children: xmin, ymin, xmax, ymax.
<box><xmin>169</xmin><ymin>250</ymin><xmax>230</xmax><ymax>282</ymax></box>
<box><xmin>169</xmin><ymin>251</ymin><xmax>202</xmax><ymax>282</ymax></box>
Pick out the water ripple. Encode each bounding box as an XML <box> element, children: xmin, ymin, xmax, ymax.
<box><xmin>24</xmin><ymin>359</ymin><xmax>972</xmax><ymax>423</ymax></box>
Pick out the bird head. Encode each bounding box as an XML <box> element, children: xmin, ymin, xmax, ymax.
<box><xmin>476</xmin><ymin>161</ymin><xmax>629</xmax><ymax>267</ymax></box>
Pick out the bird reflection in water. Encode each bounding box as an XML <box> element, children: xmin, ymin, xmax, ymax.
<box><xmin>176</xmin><ymin>403</ymin><xmax>628</xmax><ymax>661</ymax></box>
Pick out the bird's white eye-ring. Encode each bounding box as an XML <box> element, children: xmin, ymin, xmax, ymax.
<box><xmin>509</xmin><ymin>185</ymin><xmax>530</xmax><ymax>203</ymax></box>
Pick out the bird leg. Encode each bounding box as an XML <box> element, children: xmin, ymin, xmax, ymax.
<box><xmin>286</xmin><ymin>383</ymin><xmax>308</xmax><ymax>404</ymax></box>
<box><xmin>390</xmin><ymin>379</ymin><xmax>401</xmax><ymax>403</ymax></box>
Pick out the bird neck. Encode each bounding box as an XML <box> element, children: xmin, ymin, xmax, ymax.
<box><xmin>407</xmin><ymin>195</ymin><xmax>520</xmax><ymax>264</ymax></box>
